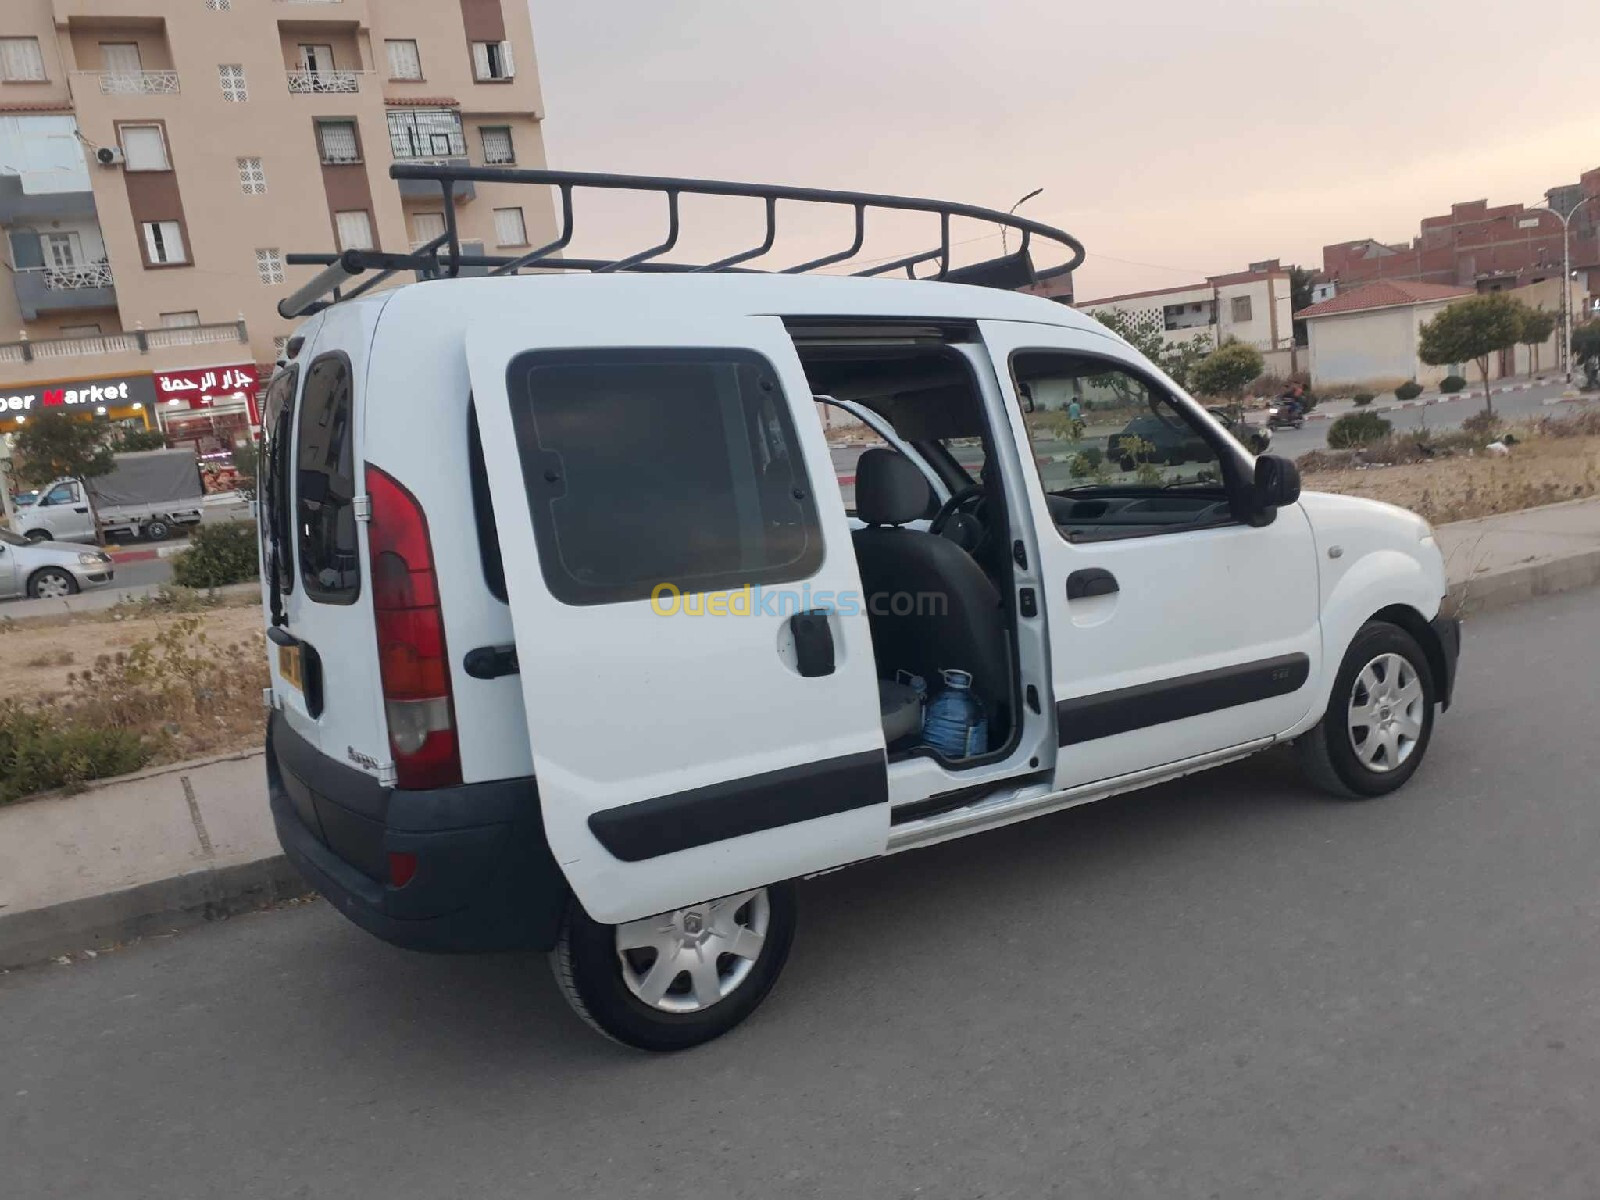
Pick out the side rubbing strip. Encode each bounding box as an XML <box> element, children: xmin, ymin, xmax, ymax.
<box><xmin>588</xmin><ymin>751</ymin><xmax>888</xmax><ymax>862</ymax></box>
<box><xmin>1056</xmin><ymin>653</ymin><xmax>1310</xmax><ymax>746</ymax></box>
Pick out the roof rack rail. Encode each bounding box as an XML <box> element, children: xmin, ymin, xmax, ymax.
<box><xmin>279</xmin><ymin>165</ymin><xmax>1085</xmax><ymax>320</ymax></box>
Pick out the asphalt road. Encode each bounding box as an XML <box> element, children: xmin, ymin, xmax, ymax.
<box><xmin>5</xmin><ymin>589</ymin><xmax>1600</xmax><ymax>1199</ymax></box>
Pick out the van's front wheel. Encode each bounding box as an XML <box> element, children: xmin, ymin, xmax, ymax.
<box><xmin>551</xmin><ymin>882</ymin><xmax>797</xmax><ymax>1051</ymax></box>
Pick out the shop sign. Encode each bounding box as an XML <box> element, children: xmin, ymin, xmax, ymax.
<box><xmin>0</xmin><ymin>372</ymin><xmax>157</xmax><ymax>414</ymax></box>
<box><xmin>155</xmin><ymin>364</ymin><xmax>261</xmax><ymax>423</ymax></box>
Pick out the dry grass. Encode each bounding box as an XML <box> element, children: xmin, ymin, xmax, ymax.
<box><xmin>1301</xmin><ymin>411</ymin><xmax>1600</xmax><ymax>525</ymax></box>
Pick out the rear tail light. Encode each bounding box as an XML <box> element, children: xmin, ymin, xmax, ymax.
<box><xmin>366</xmin><ymin>464</ymin><xmax>461</xmax><ymax>789</ymax></box>
<box><xmin>387</xmin><ymin>851</ymin><xmax>418</xmax><ymax>889</ymax></box>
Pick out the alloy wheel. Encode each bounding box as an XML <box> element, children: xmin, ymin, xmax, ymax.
<box><xmin>614</xmin><ymin>889</ymin><xmax>771</xmax><ymax>1014</ymax></box>
<box><xmin>1347</xmin><ymin>651</ymin><xmax>1425</xmax><ymax>773</ymax></box>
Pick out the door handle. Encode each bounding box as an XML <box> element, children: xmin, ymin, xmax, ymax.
<box><xmin>789</xmin><ymin>610</ymin><xmax>835</xmax><ymax>678</ymax></box>
<box><xmin>1066</xmin><ymin>568</ymin><xmax>1119</xmax><ymax>601</ymax></box>
<box><xmin>74</xmin><ymin>506</ymin><xmax>88</xmax><ymax>513</ymax></box>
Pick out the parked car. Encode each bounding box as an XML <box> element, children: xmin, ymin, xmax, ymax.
<box><xmin>10</xmin><ymin>489</ymin><xmax>39</xmax><ymax>510</ymax></box>
<box><xmin>16</xmin><ymin>448</ymin><xmax>204</xmax><ymax>544</ymax></box>
<box><xmin>0</xmin><ymin>528</ymin><xmax>114</xmax><ymax>600</ymax></box>
<box><xmin>1106</xmin><ymin>407</ymin><xmax>1270</xmax><ymax>470</ymax></box>
<box><xmin>260</xmin><ymin>170</ymin><xmax>1459</xmax><ymax>1051</ymax></box>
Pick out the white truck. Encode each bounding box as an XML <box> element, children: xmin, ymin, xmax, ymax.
<box><xmin>17</xmin><ymin>447</ymin><xmax>205</xmax><ymax>543</ymax></box>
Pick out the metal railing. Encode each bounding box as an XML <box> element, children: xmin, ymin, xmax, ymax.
<box><xmin>286</xmin><ymin>69</ymin><xmax>364</xmax><ymax>95</ymax></box>
<box><xmin>77</xmin><ymin>70</ymin><xmax>181</xmax><ymax>95</ymax></box>
<box><xmin>20</xmin><ymin>262</ymin><xmax>115</xmax><ymax>291</ymax></box>
<box><xmin>0</xmin><ymin>320</ymin><xmax>248</xmax><ymax>363</ymax></box>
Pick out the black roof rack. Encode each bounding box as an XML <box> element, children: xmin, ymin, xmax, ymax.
<box><xmin>278</xmin><ymin>164</ymin><xmax>1085</xmax><ymax>320</ymax></box>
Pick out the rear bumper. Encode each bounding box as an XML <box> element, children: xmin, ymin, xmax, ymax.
<box><xmin>1429</xmin><ymin>614</ymin><xmax>1460</xmax><ymax>708</ymax></box>
<box><xmin>267</xmin><ymin>711</ymin><xmax>568</xmax><ymax>953</ymax></box>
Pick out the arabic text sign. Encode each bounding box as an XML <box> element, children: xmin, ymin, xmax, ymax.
<box><xmin>154</xmin><ymin>364</ymin><xmax>261</xmax><ymax>422</ymax></box>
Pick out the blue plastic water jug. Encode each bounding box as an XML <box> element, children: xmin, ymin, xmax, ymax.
<box><xmin>922</xmin><ymin>669</ymin><xmax>988</xmax><ymax>758</ymax></box>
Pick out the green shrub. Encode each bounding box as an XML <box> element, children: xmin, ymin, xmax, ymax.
<box><xmin>1395</xmin><ymin>381</ymin><xmax>1423</xmax><ymax>401</ymax></box>
<box><xmin>170</xmin><ymin>520</ymin><xmax>259</xmax><ymax>588</ymax></box>
<box><xmin>114</xmin><ymin>428</ymin><xmax>168</xmax><ymax>452</ymax></box>
<box><xmin>0</xmin><ymin>701</ymin><xmax>148</xmax><ymax>804</ymax></box>
<box><xmin>1327</xmin><ymin>411</ymin><xmax>1393</xmax><ymax>449</ymax></box>
<box><xmin>1439</xmin><ymin>375</ymin><xmax>1467</xmax><ymax>394</ymax></box>
<box><xmin>1352</xmin><ymin>392</ymin><xmax>1375</xmax><ymax>406</ymax></box>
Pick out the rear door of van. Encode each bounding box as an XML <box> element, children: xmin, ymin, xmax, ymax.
<box><xmin>261</xmin><ymin>305</ymin><xmax>389</xmax><ymax>831</ymax></box>
<box><xmin>466</xmin><ymin>312</ymin><xmax>889</xmax><ymax>925</ymax></box>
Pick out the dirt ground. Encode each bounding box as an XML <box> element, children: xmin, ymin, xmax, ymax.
<box><xmin>0</xmin><ymin>600</ymin><xmax>265</xmax><ymax>705</ymax></box>
<box><xmin>1303</xmin><ymin>432</ymin><xmax>1600</xmax><ymax>525</ymax></box>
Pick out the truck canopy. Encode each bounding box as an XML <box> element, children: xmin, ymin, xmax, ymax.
<box><xmin>86</xmin><ymin>449</ymin><xmax>204</xmax><ymax>507</ymax></box>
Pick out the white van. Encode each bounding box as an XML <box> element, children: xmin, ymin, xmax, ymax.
<box><xmin>262</xmin><ymin>169</ymin><xmax>1459</xmax><ymax>1050</ymax></box>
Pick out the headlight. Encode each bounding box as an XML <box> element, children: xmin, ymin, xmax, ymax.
<box><xmin>77</xmin><ymin>552</ymin><xmax>104</xmax><ymax>565</ymax></box>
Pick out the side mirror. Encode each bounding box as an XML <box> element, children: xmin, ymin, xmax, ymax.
<box><xmin>1252</xmin><ymin>454</ymin><xmax>1301</xmax><ymax>517</ymax></box>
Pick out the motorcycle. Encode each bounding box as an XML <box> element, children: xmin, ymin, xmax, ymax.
<box><xmin>1266</xmin><ymin>403</ymin><xmax>1305</xmax><ymax>431</ymax></box>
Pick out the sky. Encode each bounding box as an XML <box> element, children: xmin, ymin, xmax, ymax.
<box><xmin>525</xmin><ymin>0</ymin><xmax>1600</xmax><ymax>301</ymax></box>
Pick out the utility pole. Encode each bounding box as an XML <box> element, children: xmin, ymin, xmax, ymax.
<box><xmin>1525</xmin><ymin>196</ymin><xmax>1597</xmax><ymax>382</ymax></box>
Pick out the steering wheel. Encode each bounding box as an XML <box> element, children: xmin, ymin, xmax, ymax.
<box><xmin>928</xmin><ymin>484</ymin><xmax>986</xmax><ymax>539</ymax></box>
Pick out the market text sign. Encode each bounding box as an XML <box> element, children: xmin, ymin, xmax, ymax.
<box><xmin>1</xmin><ymin>373</ymin><xmax>156</xmax><ymax>413</ymax></box>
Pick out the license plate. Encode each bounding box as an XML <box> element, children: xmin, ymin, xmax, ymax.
<box><xmin>278</xmin><ymin>643</ymin><xmax>303</xmax><ymax>692</ymax></box>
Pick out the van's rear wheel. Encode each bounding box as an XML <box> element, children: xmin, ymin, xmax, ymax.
<box><xmin>142</xmin><ymin>518</ymin><xmax>172</xmax><ymax>541</ymax></box>
<box><xmin>551</xmin><ymin>882</ymin><xmax>797</xmax><ymax>1051</ymax></box>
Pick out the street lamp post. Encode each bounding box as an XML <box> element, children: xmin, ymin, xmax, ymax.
<box><xmin>1525</xmin><ymin>196</ymin><xmax>1598</xmax><ymax>383</ymax></box>
<box><xmin>1002</xmin><ymin>187</ymin><xmax>1043</xmax><ymax>254</ymax></box>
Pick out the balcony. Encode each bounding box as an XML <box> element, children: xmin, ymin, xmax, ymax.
<box><xmin>12</xmin><ymin>262</ymin><xmax>116</xmax><ymax>321</ymax></box>
<box><xmin>74</xmin><ymin>69</ymin><xmax>180</xmax><ymax>95</ymax></box>
<box><xmin>0</xmin><ymin>176</ymin><xmax>97</xmax><ymax>226</ymax></box>
<box><xmin>0</xmin><ymin>321</ymin><xmax>248</xmax><ymax>367</ymax></box>
<box><xmin>395</xmin><ymin>158</ymin><xmax>475</xmax><ymax>201</ymax></box>
<box><xmin>286</xmin><ymin>69</ymin><xmax>365</xmax><ymax>94</ymax></box>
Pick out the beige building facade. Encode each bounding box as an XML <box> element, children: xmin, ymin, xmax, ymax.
<box><xmin>1076</xmin><ymin>261</ymin><xmax>1296</xmax><ymax>356</ymax></box>
<box><xmin>0</xmin><ymin>0</ymin><xmax>553</xmax><ymax>444</ymax></box>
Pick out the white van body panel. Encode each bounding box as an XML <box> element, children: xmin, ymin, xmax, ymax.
<box><xmin>463</xmin><ymin>308</ymin><xmax>890</xmax><ymax>925</ymax></box>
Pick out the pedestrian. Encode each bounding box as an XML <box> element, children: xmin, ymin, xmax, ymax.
<box><xmin>1066</xmin><ymin>397</ymin><xmax>1082</xmax><ymax>423</ymax></box>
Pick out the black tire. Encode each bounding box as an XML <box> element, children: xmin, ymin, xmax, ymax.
<box><xmin>27</xmin><ymin>567</ymin><xmax>79</xmax><ymax>599</ymax></box>
<box><xmin>1298</xmin><ymin>620</ymin><xmax>1436</xmax><ymax>799</ymax></box>
<box><xmin>142</xmin><ymin>518</ymin><xmax>172</xmax><ymax>541</ymax></box>
<box><xmin>551</xmin><ymin>882</ymin><xmax>798</xmax><ymax>1051</ymax></box>
<box><xmin>24</xmin><ymin>529</ymin><xmax>51</xmax><ymax>543</ymax></box>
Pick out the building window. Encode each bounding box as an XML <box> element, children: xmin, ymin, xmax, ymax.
<box><xmin>256</xmin><ymin>248</ymin><xmax>284</xmax><ymax>285</ymax></box>
<box><xmin>99</xmin><ymin>43</ymin><xmax>142</xmax><ymax>74</ymax></box>
<box><xmin>386</xmin><ymin>108</ymin><xmax>465</xmax><ymax>159</ymax></box>
<box><xmin>297</xmin><ymin>44</ymin><xmax>335</xmax><ymax>74</ymax></box>
<box><xmin>0</xmin><ymin>38</ymin><xmax>47</xmax><ymax>82</ymax></box>
<box><xmin>1231</xmin><ymin>295</ymin><xmax>1253</xmax><ymax>323</ymax></box>
<box><xmin>385</xmin><ymin>39</ymin><xmax>422</xmax><ymax>80</ymax></box>
<box><xmin>205</xmin><ymin>0</ymin><xmax>232</xmax><ymax>10</ymax></box>
<box><xmin>411</xmin><ymin>211</ymin><xmax>447</xmax><ymax>246</ymax></box>
<box><xmin>316</xmin><ymin>119</ymin><xmax>361</xmax><ymax>164</ymax></box>
<box><xmin>273</xmin><ymin>335</ymin><xmax>291</xmax><ymax>362</ymax></box>
<box><xmin>494</xmin><ymin>207</ymin><xmax>528</xmax><ymax>247</ymax></box>
<box><xmin>237</xmin><ymin>156</ymin><xmax>266</xmax><ymax>195</ymax></box>
<box><xmin>120</xmin><ymin>124</ymin><xmax>170</xmax><ymax>171</ymax></box>
<box><xmin>480</xmin><ymin>125</ymin><xmax>514</xmax><ymax>165</ymax></box>
<box><xmin>142</xmin><ymin>220</ymin><xmax>187</xmax><ymax>265</ymax></box>
<box><xmin>218</xmin><ymin>63</ymin><xmax>247</xmax><ymax>102</ymax></box>
<box><xmin>61</xmin><ymin>324</ymin><xmax>103</xmax><ymax>337</ymax></box>
<box><xmin>471</xmin><ymin>41</ymin><xmax>515</xmax><ymax>81</ymax></box>
<box><xmin>160</xmin><ymin>311</ymin><xmax>201</xmax><ymax>328</ymax></box>
<box><xmin>335</xmin><ymin>210</ymin><xmax>374</xmax><ymax>252</ymax></box>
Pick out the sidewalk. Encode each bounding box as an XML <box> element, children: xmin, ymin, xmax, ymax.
<box><xmin>4</xmin><ymin>497</ymin><xmax>1600</xmax><ymax>969</ymax></box>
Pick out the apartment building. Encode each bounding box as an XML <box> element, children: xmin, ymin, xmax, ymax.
<box><xmin>1075</xmin><ymin>260</ymin><xmax>1296</xmax><ymax>359</ymax></box>
<box><xmin>0</xmin><ymin>0</ymin><xmax>553</xmax><ymax>451</ymax></box>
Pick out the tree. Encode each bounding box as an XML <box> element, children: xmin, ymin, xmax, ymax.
<box><xmin>113</xmin><ymin>427</ymin><xmax>167</xmax><ymax>452</ymax></box>
<box><xmin>1573</xmin><ymin>319</ymin><xmax>1600</xmax><ymax>390</ymax></box>
<box><xmin>10</xmin><ymin>410</ymin><xmax>115</xmax><ymax>544</ymax></box>
<box><xmin>1417</xmin><ymin>293</ymin><xmax>1529</xmax><ymax>413</ymax></box>
<box><xmin>1090</xmin><ymin>308</ymin><xmax>1212</xmax><ymax>389</ymax></box>
<box><xmin>1517</xmin><ymin>307</ymin><xmax>1557</xmax><ymax>375</ymax></box>
<box><xmin>1190</xmin><ymin>341</ymin><xmax>1264</xmax><ymax>399</ymax></box>
<box><xmin>1288</xmin><ymin>265</ymin><xmax>1317</xmax><ymax>346</ymax></box>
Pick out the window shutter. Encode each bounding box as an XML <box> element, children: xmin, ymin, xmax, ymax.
<box><xmin>411</xmin><ymin>212</ymin><xmax>447</xmax><ymax>244</ymax></box>
<box><xmin>494</xmin><ymin>207</ymin><xmax>526</xmax><ymax>246</ymax></box>
<box><xmin>335</xmin><ymin>210</ymin><xmax>374</xmax><ymax>252</ymax></box>
<box><xmin>122</xmin><ymin>125</ymin><xmax>169</xmax><ymax>170</ymax></box>
<box><xmin>386</xmin><ymin>40</ymin><xmax>420</xmax><ymax>80</ymax></box>
<box><xmin>100</xmin><ymin>43</ymin><xmax>143</xmax><ymax>74</ymax></box>
<box><xmin>481</xmin><ymin>126</ymin><xmax>513</xmax><ymax>164</ymax></box>
<box><xmin>162</xmin><ymin>221</ymin><xmax>186</xmax><ymax>263</ymax></box>
<box><xmin>143</xmin><ymin>222</ymin><xmax>161</xmax><ymax>262</ymax></box>
<box><xmin>0</xmin><ymin>39</ymin><xmax>46</xmax><ymax>82</ymax></box>
<box><xmin>9</xmin><ymin>231</ymin><xmax>43</xmax><ymax>270</ymax></box>
<box><xmin>499</xmin><ymin>41</ymin><xmax>515</xmax><ymax>78</ymax></box>
<box><xmin>319</xmin><ymin>121</ymin><xmax>359</xmax><ymax>163</ymax></box>
<box><xmin>472</xmin><ymin>42</ymin><xmax>491</xmax><ymax>79</ymax></box>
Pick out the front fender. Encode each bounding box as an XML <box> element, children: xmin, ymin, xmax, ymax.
<box><xmin>1306</xmin><ymin>547</ymin><xmax>1442</xmax><ymax>726</ymax></box>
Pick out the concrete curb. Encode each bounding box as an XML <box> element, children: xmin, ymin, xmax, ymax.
<box><xmin>1443</xmin><ymin>547</ymin><xmax>1600</xmax><ymax>619</ymax></box>
<box><xmin>0</xmin><ymin>855</ymin><xmax>307</xmax><ymax>971</ymax></box>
